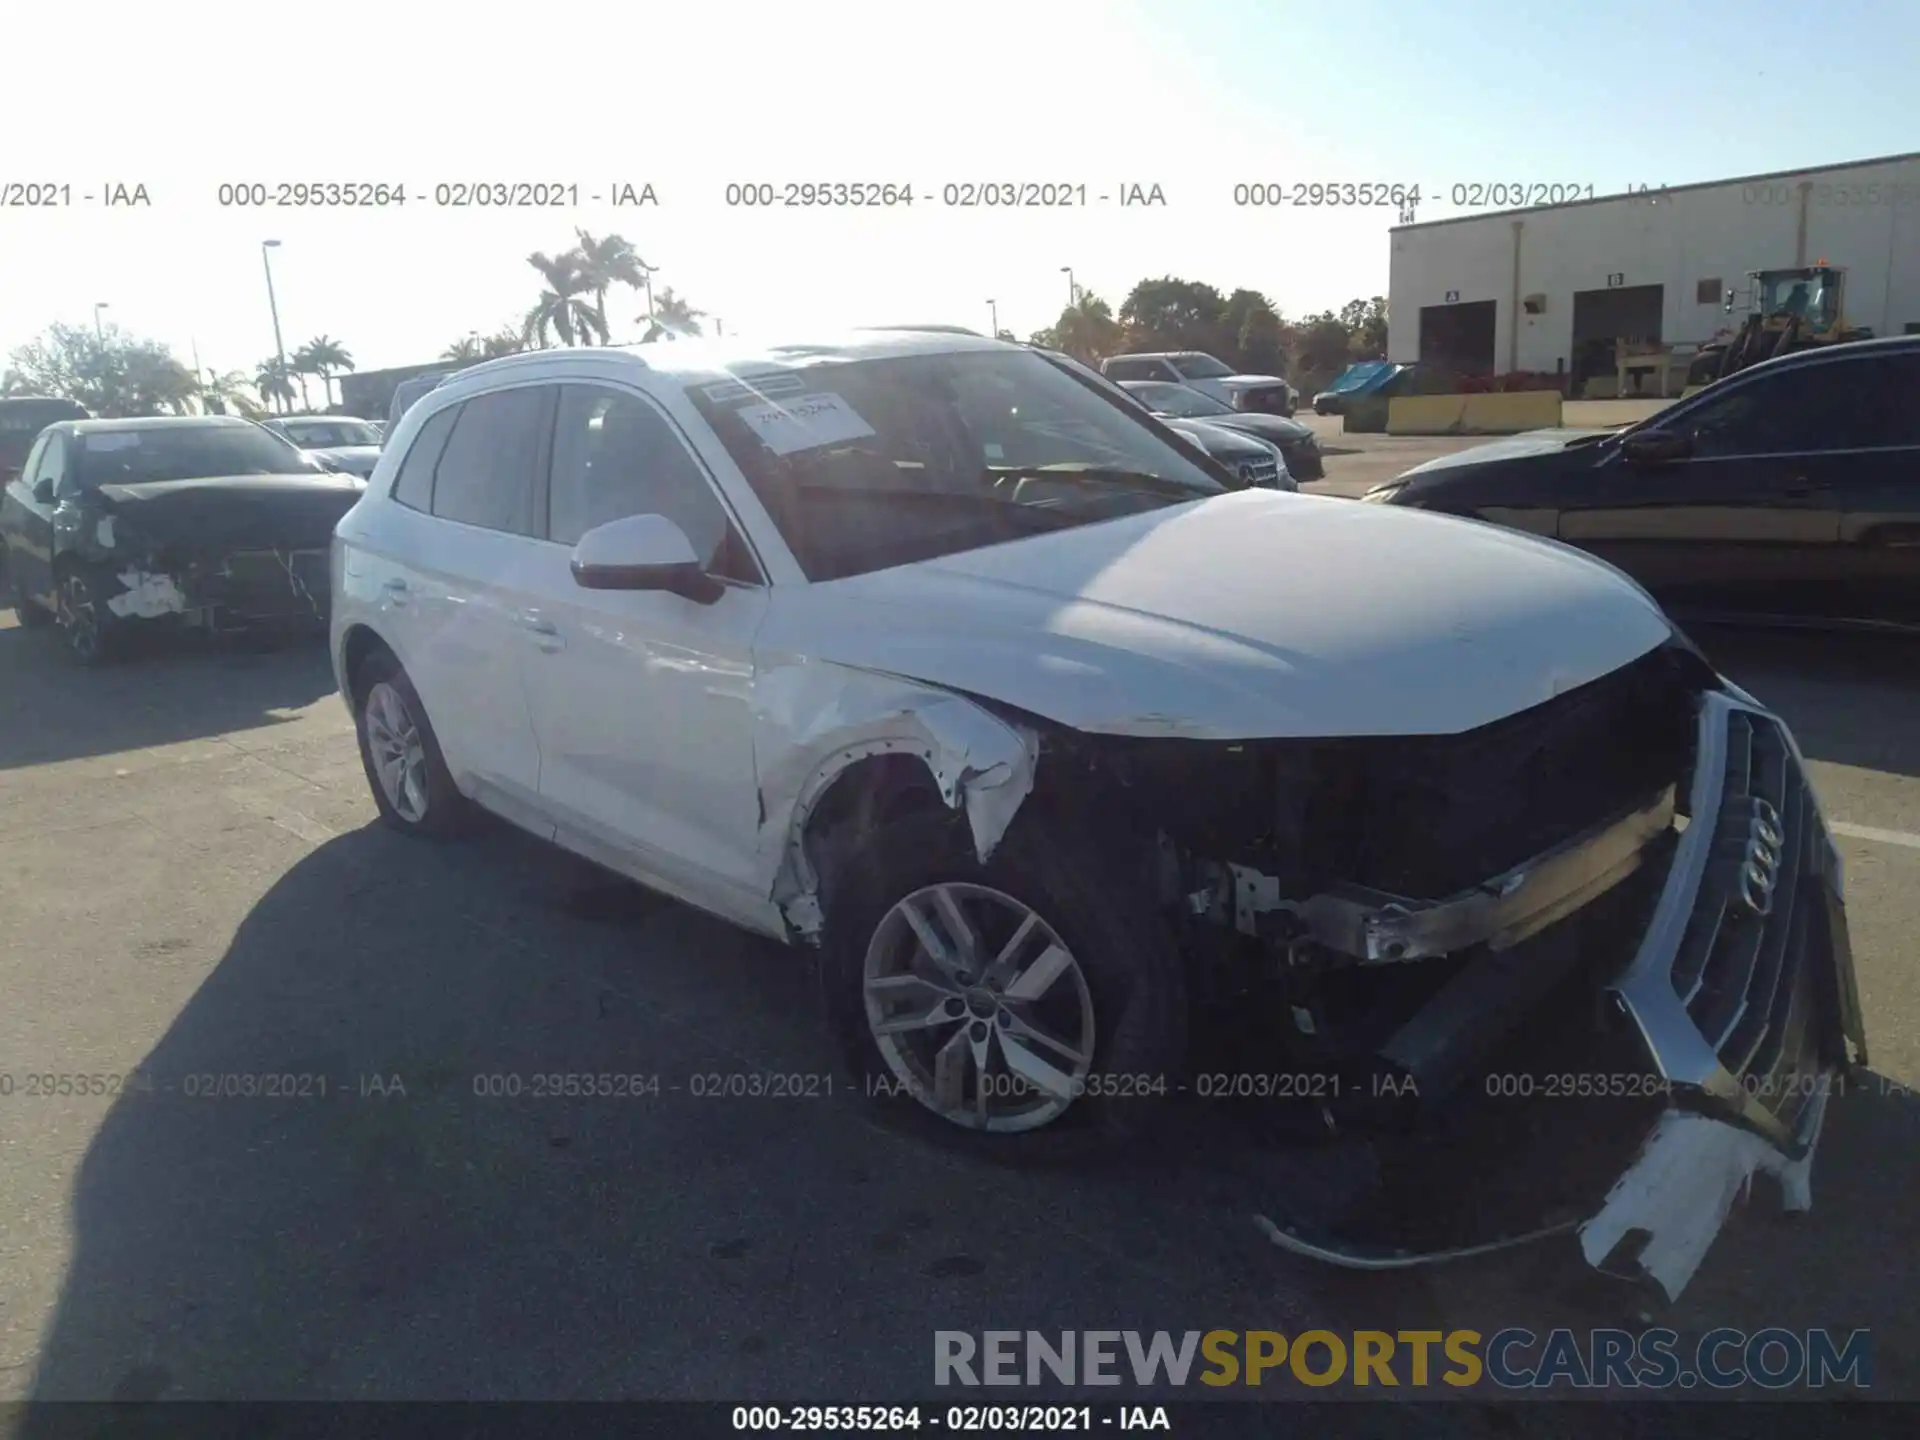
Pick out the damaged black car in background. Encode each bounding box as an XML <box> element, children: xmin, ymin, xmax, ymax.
<box><xmin>0</xmin><ymin>416</ymin><xmax>364</xmax><ymax>664</ymax></box>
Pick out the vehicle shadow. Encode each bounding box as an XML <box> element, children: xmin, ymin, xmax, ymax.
<box><xmin>1692</xmin><ymin>625</ymin><xmax>1920</xmax><ymax>779</ymax></box>
<box><xmin>0</xmin><ymin>621</ymin><xmax>336</xmax><ymax>773</ymax></box>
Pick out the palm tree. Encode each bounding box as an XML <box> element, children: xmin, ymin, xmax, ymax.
<box><xmin>523</xmin><ymin>252</ymin><xmax>605</xmax><ymax>348</ymax></box>
<box><xmin>296</xmin><ymin>336</ymin><xmax>354</xmax><ymax>408</ymax></box>
<box><xmin>1052</xmin><ymin>292</ymin><xmax>1123</xmax><ymax>364</ymax></box>
<box><xmin>479</xmin><ymin>327</ymin><xmax>524</xmax><ymax>359</ymax></box>
<box><xmin>640</xmin><ymin>287</ymin><xmax>705</xmax><ymax>342</ymax></box>
<box><xmin>442</xmin><ymin>334</ymin><xmax>486</xmax><ymax>363</ymax></box>
<box><xmin>186</xmin><ymin>368</ymin><xmax>260</xmax><ymax>417</ymax></box>
<box><xmin>569</xmin><ymin>230</ymin><xmax>653</xmax><ymax>340</ymax></box>
<box><xmin>254</xmin><ymin>358</ymin><xmax>297</xmax><ymax>413</ymax></box>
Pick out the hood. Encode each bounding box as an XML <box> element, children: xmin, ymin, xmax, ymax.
<box><xmin>1397</xmin><ymin>428</ymin><xmax>1616</xmax><ymax>479</ymax></box>
<box><xmin>92</xmin><ymin>473</ymin><xmax>365</xmax><ymax>552</ymax></box>
<box><xmin>768</xmin><ymin>488</ymin><xmax>1673</xmax><ymax>741</ymax></box>
<box><xmin>1164</xmin><ymin>417</ymin><xmax>1275</xmax><ymax>460</ymax></box>
<box><xmin>1197</xmin><ymin>411</ymin><xmax>1312</xmax><ymax>443</ymax></box>
<box><xmin>306</xmin><ymin>445</ymin><xmax>381</xmax><ymax>475</ymax></box>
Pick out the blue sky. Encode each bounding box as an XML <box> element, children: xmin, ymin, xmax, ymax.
<box><xmin>2</xmin><ymin>0</ymin><xmax>1914</xmax><ymax>384</ymax></box>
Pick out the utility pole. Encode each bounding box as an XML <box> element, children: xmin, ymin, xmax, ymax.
<box><xmin>987</xmin><ymin>298</ymin><xmax>998</xmax><ymax>336</ymax></box>
<box><xmin>261</xmin><ymin>240</ymin><xmax>289</xmax><ymax>412</ymax></box>
<box><xmin>93</xmin><ymin>302</ymin><xmax>110</xmax><ymax>339</ymax></box>
<box><xmin>1061</xmin><ymin>266</ymin><xmax>1076</xmax><ymax>307</ymax></box>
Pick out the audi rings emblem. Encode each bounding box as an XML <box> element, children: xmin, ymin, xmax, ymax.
<box><xmin>1737</xmin><ymin>797</ymin><xmax>1786</xmax><ymax>917</ymax></box>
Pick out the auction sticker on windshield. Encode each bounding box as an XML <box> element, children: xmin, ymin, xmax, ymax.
<box><xmin>736</xmin><ymin>392</ymin><xmax>877</xmax><ymax>455</ymax></box>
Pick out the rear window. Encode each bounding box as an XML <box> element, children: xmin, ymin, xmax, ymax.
<box><xmin>1172</xmin><ymin>354</ymin><xmax>1234</xmax><ymax>380</ymax></box>
<box><xmin>72</xmin><ymin>425</ymin><xmax>321</xmax><ymax>486</ymax></box>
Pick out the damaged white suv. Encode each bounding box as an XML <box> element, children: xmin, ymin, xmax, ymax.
<box><xmin>330</xmin><ymin>331</ymin><xmax>1866</xmax><ymax>1302</ymax></box>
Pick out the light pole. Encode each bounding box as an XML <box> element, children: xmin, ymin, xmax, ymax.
<box><xmin>261</xmin><ymin>239</ymin><xmax>289</xmax><ymax>411</ymax></box>
<box><xmin>987</xmin><ymin>298</ymin><xmax>998</xmax><ymax>336</ymax></box>
<box><xmin>1061</xmin><ymin>266</ymin><xmax>1077</xmax><ymax>307</ymax></box>
<box><xmin>93</xmin><ymin>303</ymin><xmax>109</xmax><ymax>339</ymax></box>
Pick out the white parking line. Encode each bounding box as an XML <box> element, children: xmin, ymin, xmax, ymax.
<box><xmin>1829</xmin><ymin>820</ymin><xmax>1920</xmax><ymax>852</ymax></box>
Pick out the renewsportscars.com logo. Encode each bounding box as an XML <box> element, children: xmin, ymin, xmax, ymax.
<box><xmin>934</xmin><ymin>1328</ymin><xmax>1874</xmax><ymax>1390</ymax></box>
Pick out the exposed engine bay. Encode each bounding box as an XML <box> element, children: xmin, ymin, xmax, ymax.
<box><xmin>56</xmin><ymin>474</ymin><xmax>359</xmax><ymax>633</ymax></box>
<box><xmin>998</xmin><ymin>640</ymin><xmax>1867</xmax><ymax>1300</ymax></box>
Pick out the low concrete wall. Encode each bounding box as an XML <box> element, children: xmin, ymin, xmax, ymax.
<box><xmin>1386</xmin><ymin>390</ymin><xmax>1564</xmax><ymax>435</ymax></box>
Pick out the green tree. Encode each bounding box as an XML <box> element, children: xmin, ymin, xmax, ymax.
<box><xmin>1118</xmin><ymin>277</ymin><xmax>1228</xmax><ymax>352</ymax></box>
<box><xmin>295</xmin><ymin>336</ymin><xmax>354</xmax><ymax>408</ymax></box>
<box><xmin>570</xmin><ymin>230</ymin><xmax>653</xmax><ymax>340</ymax></box>
<box><xmin>1236</xmin><ymin>306</ymin><xmax>1290</xmax><ymax>377</ymax></box>
<box><xmin>1048</xmin><ymin>292</ymin><xmax>1123</xmax><ymax>363</ymax></box>
<box><xmin>1346</xmin><ymin>296</ymin><xmax>1388</xmax><ymax>358</ymax></box>
<box><xmin>523</xmin><ymin>251</ymin><xmax>605</xmax><ymax>348</ymax></box>
<box><xmin>441</xmin><ymin>333</ymin><xmax>485</xmax><ymax>363</ymax></box>
<box><xmin>641</xmin><ymin>286</ymin><xmax>705</xmax><ymax>341</ymax></box>
<box><xmin>1293</xmin><ymin>310</ymin><xmax>1355</xmax><ymax>381</ymax></box>
<box><xmin>3</xmin><ymin>323</ymin><xmax>200</xmax><ymax>417</ymax></box>
<box><xmin>254</xmin><ymin>357</ymin><xmax>298</xmax><ymax>413</ymax></box>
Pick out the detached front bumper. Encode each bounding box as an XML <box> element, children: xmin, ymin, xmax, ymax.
<box><xmin>102</xmin><ymin>547</ymin><xmax>332</xmax><ymax>631</ymax></box>
<box><xmin>1257</xmin><ymin>687</ymin><xmax>1865</xmax><ymax>1300</ymax></box>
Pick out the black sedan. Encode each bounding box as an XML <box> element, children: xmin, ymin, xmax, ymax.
<box><xmin>1118</xmin><ymin>379</ymin><xmax>1325</xmax><ymax>479</ymax></box>
<box><xmin>1363</xmin><ymin>336</ymin><xmax>1920</xmax><ymax>634</ymax></box>
<box><xmin>1161</xmin><ymin>417</ymin><xmax>1295</xmax><ymax>490</ymax></box>
<box><xmin>1</xmin><ymin>416</ymin><xmax>366</xmax><ymax>663</ymax></box>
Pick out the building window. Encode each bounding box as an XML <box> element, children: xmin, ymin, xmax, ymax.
<box><xmin>1696</xmin><ymin>278</ymin><xmax>1724</xmax><ymax>305</ymax></box>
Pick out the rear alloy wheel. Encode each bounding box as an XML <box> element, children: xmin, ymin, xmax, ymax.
<box><xmin>353</xmin><ymin>650</ymin><xmax>470</xmax><ymax>838</ymax></box>
<box><xmin>55</xmin><ymin>568</ymin><xmax>117</xmax><ymax>664</ymax></box>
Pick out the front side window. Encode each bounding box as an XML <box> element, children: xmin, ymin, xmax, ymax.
<box><xmin>1664</xmin><ymin>359</ymin><xmax>1876</xmax><ymax>458</ymax></box>
<box><xmin>1171</xmin><ymin>353</ymin><xmax>1234</xmax><ymax>380</ymax></box>
<box><xmin>430</xmin><ymin>386</ymin><xmax>551</xmax><ymax>535</ymax></box>
<box><xmin>32</xmin><ymin>435</ymin><xmax>68</xmax><ymax>495</ymax></box>
<box><xmin>548</xmin><ymin>386</ymin><xmax>735</xmax><ymax>570</ymax></box>
<box><xmin>1102</xmin><ymin>358</ymin><xmax>1155</xmax><ymax>381</ymax></box>
<box><xmin>72</xmin><ymin>425</ymin><xmax>319</xmax><ymax>487</ymax></box>
<box><xmin>689</xmin><ymin>348</ymin><xmax>1228</xmax><ymax>581</ymax></box>
<box><xmin>1130</xmin><ymin>381</ymin><xmax>1232</xmax><ymax>419</ymax></box>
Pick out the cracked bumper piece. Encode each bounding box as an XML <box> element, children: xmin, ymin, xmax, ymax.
<box><xmin>106</xmin><ymin>548</ymin><xmax>331</xmax><ymax>629</ymax></box>
<box><xmin>1255</xmin><ymin>690</ymin><xmax>1862</xmax><ymax>1300</ymax></box>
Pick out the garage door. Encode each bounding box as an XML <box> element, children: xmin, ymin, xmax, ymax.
<box><xmin>1417</xmin><ymin>300</ymin><xmax>1497</xmax><ymax>376</ymax></box>
<box><xmin>1572</xmin><ymin>284</ymin><xmax>1664</xmax><ymax>386</ymax></box>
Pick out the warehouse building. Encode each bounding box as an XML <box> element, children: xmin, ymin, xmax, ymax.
<box><xmin>1386</xmin><ymin>151</ymin><xmax>1920</xmax><ymax>395</ymax></box>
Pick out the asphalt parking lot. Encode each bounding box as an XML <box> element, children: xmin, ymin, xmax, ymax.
<box><xmin>2</xmin><ymin>468</ymin><xmax>1917</xmax><ymax>1412</ymax></box>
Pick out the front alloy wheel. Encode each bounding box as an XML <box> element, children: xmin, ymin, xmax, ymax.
<box><xmin>863</xmin><ymin>881</ymin><xmax>1096</xmax><ymax>1132</ymax></box>
<box><xmin>364</xmin><ymin>679</ymin><xmax>430</xmax><ymax>823</ymax></box>
<box><xmin>57</xmin><ymin>571</ymin><xmax>111</xmax><ymax>663</ymax></box>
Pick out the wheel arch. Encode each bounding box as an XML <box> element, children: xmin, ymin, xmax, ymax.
<box><xmin>759</xmin><ymin>673</ymin><xmax>1042</xmax><ymax>943</ymax></box>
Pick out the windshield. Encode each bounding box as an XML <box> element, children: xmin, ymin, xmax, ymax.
<box><xmin>1171</xmin><ymin>354</ymin><xmax>1234</xmax><ymax>380</ymax></box>
<box><xmin>1126</xmin><ymin>381</ymin><xmax>1234</xmax><ymax>418</ymax></box>
<box><xmin>73</xmin><ymin>425</ymin><xmax>322</xmax><ymax>486</ymax></box>
<box><xmin>281</xmin><ymin>418</ymin><xmax>380</xmax><ymax>448</ymax></box>
<box><xmin>1758</xmin><ymin>271</ymin><xmax>1840</xmax><ymax>329</ymax></box>
<box><xmin>690</xmin><ymin>349</ymin><xmax>1228</xmax><ymax>581</ymax></box>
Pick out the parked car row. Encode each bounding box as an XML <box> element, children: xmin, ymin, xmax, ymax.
<box><xmin>315</xmin><ymin>327</ymin><xmax>1861</xmax><ymax>1302</ymax></box>
<box><xmin>1099</xmin><ymin>350</ymin><xmax>1298</xmax><ymax>416</ymax></box>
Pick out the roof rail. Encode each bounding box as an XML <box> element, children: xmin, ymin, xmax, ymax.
<box><xmin>455</xmin><ymin>346</ymin><xmax>652</xmax><ymax>378</ymax></box>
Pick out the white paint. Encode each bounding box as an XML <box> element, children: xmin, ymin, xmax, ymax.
<box><xmin>94</xmin><ymin>516</ymin><xmax>115</xmax><ymax>548</ymax></box>
<box><xmin>1829</xmin><ymin>819</ymin><xmax>1920</xmax><ymax>852</ymax></box>
<box><xmin>106</xmin><ymin>570</ymin><xmax>187</xmax><ymax>618</ymax></box>
<box><xmin>1388</xmin><ymin>154</ymin><xmax>1920</xmax><ymax>371</ymax></box>
<box><xmin>767</xmin><ymin>487</ymin><xmax>1671</xmax><ymax>740</ymax></box>
<box><xmin>1578</xmin><ymin>1090</ymin><xmax>1826</xmax><ymax>1302</ymax></box>
<box><xmin>735</xmin><ymin>391</ymin><xmax>876</xmax><ymax>455</ymax></box>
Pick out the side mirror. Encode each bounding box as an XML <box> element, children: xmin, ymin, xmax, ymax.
<box><xmin>32</xmin><ymin>477</ymin><xmax>54</xmax><ymax>503</ymax></box>
<box><xmin>1620</xmin><ymin>430</ymin><xmax>1691</xmax><ymax>465</ymax></box>
<box><xmin>570</xmin><ymin>513</ymin><xmax>724</xmax><ymax>604</ymax></box>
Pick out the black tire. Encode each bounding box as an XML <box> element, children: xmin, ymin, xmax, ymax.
<box><xmin>351</xmin><ymin>647</ymin><xmax>472</xmax><ymax>838</ymax></box>
<box><xmin>3</xmin><ymin>551</ymin><xmax>53</xmax><ymax>628</ymax></box>
<box><xmin>820</xmin><ymin>808</ymin><xmax>1188</xmax><ymax>1161</ymax></box>
<box><xmin>53</xmin><ymin>563</ymin><xmax>121</xmax><ymax>664</ymax></box>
